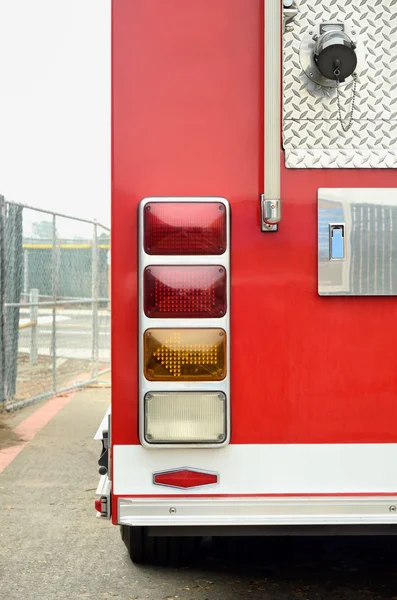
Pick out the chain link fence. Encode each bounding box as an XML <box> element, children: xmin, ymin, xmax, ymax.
<box><xmin>0</xmin><ymin>196</ymin><xmax>111</xmax><ymax>411</ymax></box>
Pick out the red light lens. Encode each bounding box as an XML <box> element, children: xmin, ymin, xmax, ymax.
<box><xmin>144</xmin><ymin>265</ymin><xmax>226</xmax><ymax>318</ymax></box>
<box><xmin>94</xmin><ymin>499</ymin><xmax>102</xmax><ymax>513</ymax></box>
<box><xmin>153</xmin><ymin>469</ymin><xmax>218</xmax><ymax>489</ymax></box>
<box><xmin>144</xmin><ymin>202</ymin><xmax>226</xmax><ymax>255</ymax></box>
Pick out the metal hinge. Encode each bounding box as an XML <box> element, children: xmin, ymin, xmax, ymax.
<box><xmin>283</xmin><ymin>0</ymin><xmax>298</xmax><ymax>34</ymax></box>
<box><xmin>100</xmin><ymin>496</ymin><xmax>108</xmax><ymax>517</ymax></box>
<box><xmin>261</xmin><ymin>195</ymin><xmax>282</xmax><ymax>232</ymax></box>
<box><xmin>98</xmin><ymin>430</ymin><xmax>109</xmax><ymax>476</ymax></box>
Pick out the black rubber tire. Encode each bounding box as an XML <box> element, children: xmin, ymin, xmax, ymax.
<box><xmin>120</xmin><ymin>525</ymin><xmax>198</xmax><ymax>565</ymax></box>
<box><xmin>121</xmin><ymin>525</ymin><xmax>145</xmax><ymax>563</ymax></box>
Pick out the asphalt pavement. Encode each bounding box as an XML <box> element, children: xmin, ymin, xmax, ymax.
<box><xmin>1</xmin><ymin>388</ymin><xmax>397</xmax><ymax>600</ymax></box>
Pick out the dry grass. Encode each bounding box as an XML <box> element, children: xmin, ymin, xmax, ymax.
<box><xmin>0</xmin><ymin>417</ymin><xmax>22</xmax><ymax>449</ymax></box>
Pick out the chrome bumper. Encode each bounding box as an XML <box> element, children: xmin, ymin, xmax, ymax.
<box><xmin>118</xmin><ymin>495</ymin><xmax>397</xmax><ymax>527</ymax></box>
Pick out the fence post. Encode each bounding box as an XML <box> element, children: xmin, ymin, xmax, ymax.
<box><xmin>0</xmin><ymin>200</ymin><xmax>23</xmax><ymax>403</ymax></box>
<box><xmin>91</xmin><ymin>221</ymin><xmax>99</xmax><ymax>379</ymax></box>
<box><xmin>30</xmin><ymin>288</ymin><xmax>38</xmax><ymax>365</ymax></box>
<box><xmin>0</xmin><ymin>196</ymin><xmax>6</xmax><ymax>406</ymax></box>
<box><xmin>51</xmin><ymin>214</ymin><xmax>57</xmax><ymax>392</ymax></box>
<box><xmin>23</xmin><ymin>247</ymin><xmax>29</xmax><ymax>297</ymax></box>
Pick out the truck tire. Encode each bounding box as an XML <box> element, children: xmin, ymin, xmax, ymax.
<box><xmin>120</xmin><ymin>525</ymin><xmax>197</xmax><ymax>565</ymax></box>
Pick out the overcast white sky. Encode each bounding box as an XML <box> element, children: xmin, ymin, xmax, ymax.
<box><xmin>0</xmin><ymin>0</ymin><xmax>111</xmax><ymax>232</ymax></box>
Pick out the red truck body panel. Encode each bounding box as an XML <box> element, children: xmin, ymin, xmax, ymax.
<box><xmin>111</xmin><ymin>0</ymin><xmax>397</xmax><ymax>521</ymax></box>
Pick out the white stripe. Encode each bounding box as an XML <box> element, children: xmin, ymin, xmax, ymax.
<box><xmin>36</xmin><ymin>330</ymin><xmax>109</xmax><ymax>336</ymax></box>
<box><xmin>113</xmin><ymin>444</ymin><xmax>397</xmax><ymax>496</ymax></box>
<box><xmin>18</xmin><ymin>347</ymin><xmax>110</xmax><ymax>360</ymax></box>
<box><xmin>19</xmin><ymin>315</ymin><xmax>71</xmax><ymax>326</ymax></box>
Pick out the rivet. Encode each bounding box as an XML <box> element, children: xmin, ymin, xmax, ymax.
<box><xmin>390</xmin><ymin>505</ymin><xmax>396</xmax><ymax>513</ymax></box>
<box><xmin>169</xmin><ymin>507</ymin><xmax>177</xmax><ymax>514</ymax></box>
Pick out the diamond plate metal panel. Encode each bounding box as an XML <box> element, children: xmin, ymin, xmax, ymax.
<box><xmin>283</xmin><ymin>0</ymin><xmax>397</xmax><ymax>169</ymax></box>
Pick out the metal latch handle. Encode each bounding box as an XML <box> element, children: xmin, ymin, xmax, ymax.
<box><xmin>329</xmin><ymin>224</ymin><xmax>345</xmax><ymax>260</ymax></box>
<box><xmin>261</xmin><ymin>0</ymin><xmax>282</xmax><ymax>232</ymax></box>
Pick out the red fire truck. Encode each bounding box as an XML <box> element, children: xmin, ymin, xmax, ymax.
<box><xmin>95</xmin><ymin>0</ymin><xmax>397</xmax><ymax>563</ymax></box>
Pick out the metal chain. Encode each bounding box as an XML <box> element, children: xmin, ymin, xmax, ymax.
<box><xmin>335</xmin><ymin>70</ymin><xmax>357</xmax><ymax>133</ymax></box>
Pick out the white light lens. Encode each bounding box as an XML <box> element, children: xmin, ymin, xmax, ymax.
<box><xmin>144</xmin><ymin>392</ymin><xmax>226</xmax><ymax>444</ymax></box>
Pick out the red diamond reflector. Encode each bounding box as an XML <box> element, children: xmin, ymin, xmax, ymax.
<box><xmin>153</xmin><ymin>469</ymin><xmax>218</xmax><ymax>489</ymax></box>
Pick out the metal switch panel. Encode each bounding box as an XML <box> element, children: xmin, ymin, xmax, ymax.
<box><xmin>318</xmin><ymin>189</ymin><xmax>397</xmax><ymax>296</ymax></box>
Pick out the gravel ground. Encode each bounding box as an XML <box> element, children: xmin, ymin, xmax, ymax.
<box><xmin>11</xmin><ymin>353</ymin><xmax>91</xmax><ymax>404</ymax></box>
<box><xmin>1</xmin><ymin>388</ymin><xmax>397</xmax><ymax>600</ymax></box>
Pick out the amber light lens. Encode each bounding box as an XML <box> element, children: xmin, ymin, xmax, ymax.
<box><xmin>144</xmin><ymin>202</ymin><xmax>226</xmax><ymax>255</ymax></box>
<box><xmin>144</xmin><ymin>265</ymin><xmax>226</xmax><ymax>318</ymax></box>
<box><xmin>144</xmin><ymin>328</ymin><xmax>226</xmax><ymax>381</ymax></box>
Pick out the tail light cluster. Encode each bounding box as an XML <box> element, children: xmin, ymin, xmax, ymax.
<box><xmin>139</xmin><ymin>198</ymin><xmax>230</xmax><ymax>447</ymax></box>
